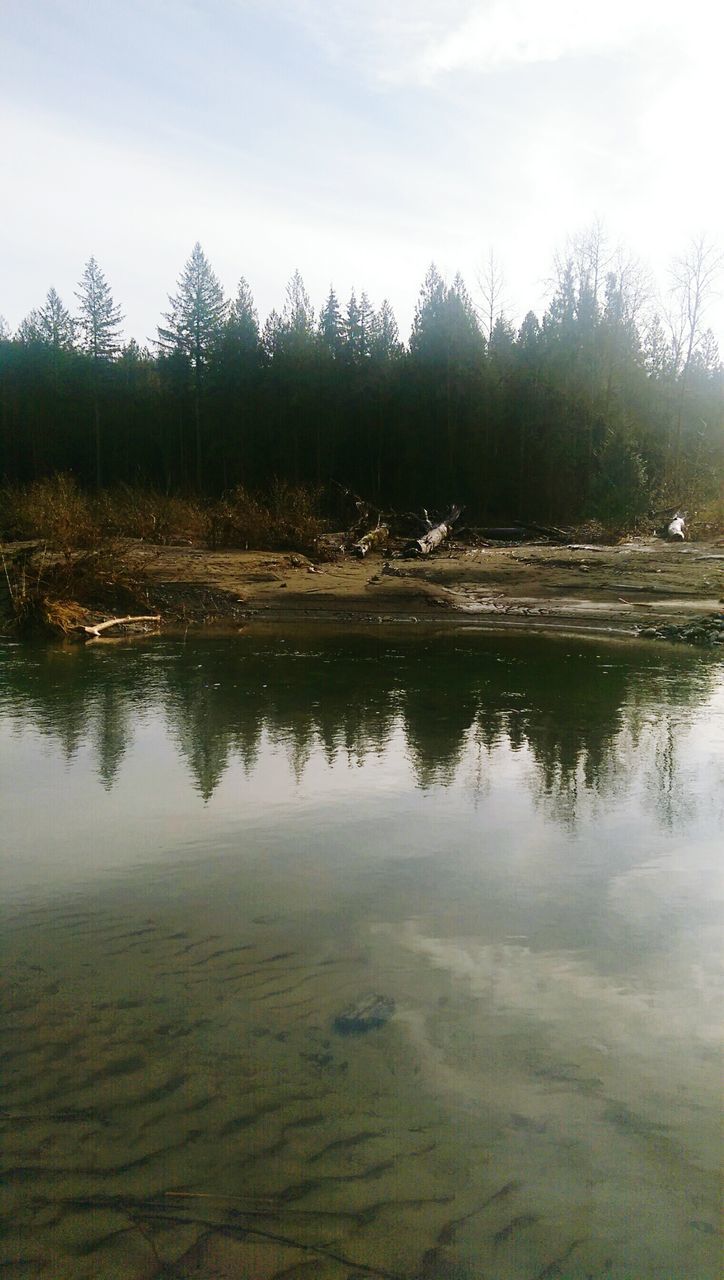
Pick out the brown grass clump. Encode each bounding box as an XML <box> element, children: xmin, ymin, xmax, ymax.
<box><xmin>209</xmin><ymin>481</ymin><xmax>324</xmax><ymax>552</ymax></box>
<box><xmin>94</xmin><ymin>486</ymin><xmax>207</xmax><ymax>544</ymax></box>
<box><xmin>1</xmin><ymin>474</ymin><xmax>327</xmax><ymax>555</ymax></box>
<box><xmin>0</xmin><ymin>475</ymin><xmax>98</xmax><ymax>547</ymax></box>
<box><xmin>0</xmin><ymin>477</ymin><xmax>208</xmax><ymax>549</ymax></box>
<box><xmin>1</xmin><ymin>541</ymin><xmax>149</xmax><ymax>635</ymax></box>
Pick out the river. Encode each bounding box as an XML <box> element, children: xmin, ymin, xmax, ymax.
<box><xmin>1</xmin><ymin>629</ymin><xmax>721</xmax><ymax>1278</ymax></box>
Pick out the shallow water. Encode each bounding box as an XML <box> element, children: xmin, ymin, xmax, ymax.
<box><xmin>1</xmin><ymin>629</ymin><xmax>722</xmax><ymax>1279</ymax></box>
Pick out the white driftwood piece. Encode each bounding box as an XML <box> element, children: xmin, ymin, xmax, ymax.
<box><xmin>412</xmin><ymin>505</ymin><xmax>461</xmax><ymax>556</ymax></box>
<box><xmin>81</xmin><ymin>614</ymin><xmax>161</xmax><ymax>639</ymax></box>
<box><xmin>667</xmin><ymin>515</ymin><xmax>685</xmax><ymax>540</ymax></box>
<box><xmin>352</xmin><ymin>523</ymin><xmax>388</xmax><ymax>558</ymax></box>
<box><xmin>414</xmin><ymin>521</ymin><xmax>451</xmax><ymax>555</ymax></box>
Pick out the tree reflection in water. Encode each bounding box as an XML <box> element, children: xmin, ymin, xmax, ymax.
<box><xmin>0</xmin><ymin>631</ymin><xmax>718</xmax><ymax>826</ymax></box>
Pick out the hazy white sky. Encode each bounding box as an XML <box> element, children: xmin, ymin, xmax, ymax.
<box><xmin>1</xmin><ymin>0</ymin><xmax>722</xmax><ymax>343</ymax></box>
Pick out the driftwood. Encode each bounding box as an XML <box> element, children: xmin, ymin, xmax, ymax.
<box><xmin>470</xmin><ymin>526</ymin><xmax>528</xmax><ymax>541</ymax></box>
<box><xmin>79</xmin><ymin>614</ymin><xmax>161</xmax><ymax>639</ymax></box>
<box><xmin>464</xmin><ymin>522</ymin><xmax>568</xmax><ymax>542</ymax></box>
<box><xmin>351</xmin><ymin>523</ymin><xmax>389</xmax><ymax>558</ymax></box>
<box><xmin>408</xmin><ymin>506</ymin><xmax>461</xmax><ymax>555</ymax></box>
<box><xmin>513</xmin><ymin>519</ymin><xmax>569</xmax><ymax>541</ymax></box>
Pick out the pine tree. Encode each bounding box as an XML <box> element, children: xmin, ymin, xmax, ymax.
<box><xmin>217</xmin><ymin>278</ymin><xmax>260</xmax><ymax>485</ymax></box>
<box><xmin>158</xmin><ymin>243</ymin><xmax>227</xmax><ymax>489</ymax></box>
<box><xmin>19</xmin><ymin>288</ymin><xmax>75</xmax><ymax>349</ymax></box>
<box><xmin>409</xmin><ymin>264</ymin><xmax>447</xmax><ymax>356</ymax></box>
<box><xmin>261</xmin><ymin>309</ymin><xmax>283</xmax><ymax>362</ymax></box>
<box><xmin>370</xmin><ymin>300</ymin><xmax>402</xmax><ymax>360</ymax></box>
<box><xmin>281</xmin><ymin>270</ymin><xmax>315</xmax><ymax>351</ymax></box>
<box><xmin>642</xmin><ymin>314</ymin><xmax>672</xmax><ymax>378</ymax></box>
<box><xmin>344</xmin><ymin>289</ymin><xmax>374</xmax><ymax>360</ymax></box>
<box><xmin>74</xmin><ymin>259</ymin><xmax>124</xmax><ymax>486</ymax></box>
<box><xmin>319</xmin><ymin>287</ymin><xmax>344</xmax><ymax>356</ymax></box>
<box><xmin>518</xmin><ymin>311</ymin><xmax>541</xmax><ymax>353</ymax></box>
<box><xmin>158</xmin><ymin>242</ymin><xmax>227</xmax><ymax>367</ymax></box>
<box><xmin>75</xmin><ymin>257</ymin><xmax>123</xmax><ymax>359</ymax></box>
<box><xmin>226</xmin><ymin>277</ymin><xmax>259</xmax><ymax>353</ymax></box>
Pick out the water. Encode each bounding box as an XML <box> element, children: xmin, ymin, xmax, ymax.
<box><xmin>1</xmin><ymin>629</ymin><xmax>722</xmax><ymax>1279</ymax></box>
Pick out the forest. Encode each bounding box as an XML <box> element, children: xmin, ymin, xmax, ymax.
<box><xmin>1</xmin><ymin>232</ymin><xmax>722</xmax><ymax>525</ymax></box>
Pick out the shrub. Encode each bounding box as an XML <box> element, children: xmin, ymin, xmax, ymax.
<box><xmin>1</xmin><ymin>541</ymin><xmax>148</xmax><ymax>634</ymax></box>
<box><xmin>209</xmin><ymin>481</ymin><xmax>324</xmax><ymax>551</ymax></box>
<box><xmin>94</xmin><ymin>486</ymin><xmax>207</xmax><ymax>544</ymax></box>
<box><xmin>0</xmin><ymin>475</ymin><xmax>98</xmax><ymax>547</ymax></box>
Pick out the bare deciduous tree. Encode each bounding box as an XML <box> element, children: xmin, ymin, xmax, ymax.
<box><xmin>477</xmin><ymin>249</ymin><xmax>508</xmax><ymax>345</ymax></box>
<box><xmin>666</xmin><ymin>235</ymin><xmax>723</xmax><ymax>484</ymax></box>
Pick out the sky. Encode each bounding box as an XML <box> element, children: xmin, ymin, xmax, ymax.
<box><xmin>1</xmin><ymin>0</ymin><xmax>722</xmax><ymax>345</ymax></box>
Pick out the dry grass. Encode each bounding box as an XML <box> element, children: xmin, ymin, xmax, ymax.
<box><xmin>94</xmin><ymin>485</ymin><xmax>207</xmax><ymax>544</ymax></box>
<box><xmin>1</xmin><ymin>541</ymin><xmax>149</xmax><ymax>634</ymax></box>
<box><xmin>208</xmin><ymin>481</ymin><xmax>325</xmax><ymax>552</ymax></box>
<box><xmin>0</xmin><ymin>475</ymin><xmax>328</xmax><ymax>633</ymax></box>
<box><xmin>0</xmin><ymin>475</ymin><xmax>98</xmax><ymax>547</ymax></box>
<box><xmin>0</xmin><ymin>475</ymin><xmax>326</xmax><ymax>553</ymax></box>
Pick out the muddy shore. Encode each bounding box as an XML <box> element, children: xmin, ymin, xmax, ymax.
<box><xmin>132</xmin><ymin>537</ymin><xmax>723</xmax><ymax>639</ymax></box>
<box><xmin>1</xmin><ymin>535</ymin><xmax>722</xmax><ymax>641</ymax></box>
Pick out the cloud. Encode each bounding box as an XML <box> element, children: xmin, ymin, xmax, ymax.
<box><xmin>413</xmin><ymin>0</ymin><xmax>670</xmax><ymax>80</ymax></box>
<box><xmin>283</xmin><ymin>0</ymin><xmax>691</xmax><ymax>84</ymax></box>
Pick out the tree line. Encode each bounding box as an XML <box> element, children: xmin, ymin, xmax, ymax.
<box><xmin>1</xmin><ymin>233</ymin><xmax>721</xmax><ymax>522</ymax></box>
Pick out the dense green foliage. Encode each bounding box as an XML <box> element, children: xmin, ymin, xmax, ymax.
<box><xmin>1</xmin><ymin>239</ymin><xmax>721</xmax><ymax>522</ymax></box>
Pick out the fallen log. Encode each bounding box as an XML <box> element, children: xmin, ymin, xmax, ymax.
<box><xmin>470</xmin><ymin>526</ymin><xmax>528</xmax><ymax>541</ymax></box>
<box><xmin>408</xmin><ymin>506</ymin><xmax>461</xmax><ymax>556</ymax></box>
<box><xmin>513</xmin><ymin>519</ymin><xmax>569</xmax><ymax>541</ymax></box>
<box><xmin>79</xmin><ymin>614</ymin><xmax>161</xmax><ymax>639</ymax></box>
<box><xmin>351</xmin><ymin>523</ymin><xmax>389</xmax><ymax>558</ymax></box>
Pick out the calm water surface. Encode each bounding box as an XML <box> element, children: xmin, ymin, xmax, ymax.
<box><xmin>1</xmin><ymin>629</ymin><xmax>722</xmax><ymax>1279</ymax></box>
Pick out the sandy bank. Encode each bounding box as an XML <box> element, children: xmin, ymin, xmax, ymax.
<box><xmin>129</xmin><ymin>537</ymin><xmax>723</xmax><ymax>639</ymax></box>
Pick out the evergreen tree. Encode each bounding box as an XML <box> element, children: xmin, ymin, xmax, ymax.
<box><xmin>343</xmin><ymin>289</ymin><xmax>374</xmax><ymax>360</ymax></box>
<box><xmin>370</xmin><ymin>300</ymin><xmax>402</xmax><ymax>359</ymax></box>
<box><xmin>216</xmin><ymin>278</ymin><xmax>260</xmax><ymax>485</ymax></box>
<box><xmin>226</xmin><ymin>277</ymin><xmax>259</xmax><ymax>353</ymax></box>
<box><xmin>158</xmin><ymin>243</ymin><xmax>227</xmax><ymax>489</ymax></box>
<box><xmin>261</xmin><ymin>309</ymin><xmax>283</xmax><ymax>362</ymax></box>
<box><xmin>19</xmin><ymin>288</ymin><xmax>75</xmax><ymax>349</ymax></box>
<box><xmin>158</xmin><ymin>242</ymin><xmax>227</xmax><ymax>366</ymax></box>
<box><xmin>351</xmin><ymin>291</ymin><xmax>374</xmax><ymax>359</ymax></box>
<box><xmin>75</xmin><ymin>258</ymin><xmax>124</xmax><ymax>485</ymax></box>
<box><xmin>488</xmin><ymin>315</ymin><xmax>516</xmax><ymax>357</ymax></box>
<box><xmin>318</xmin><ymin>286</ymin><xmax>344</xmax><ymax>356</ymax></box>
<box><xmin>75</xmin><ymin>257</ymin><xmax>123</xmax><ymax>359</ymax></box>
<box><xmin>409</xmin><ymin>264</ymin><xmax>447</xmax><ymax>357</ymax></box>
<box><xmin>642</xmin><ymin>314</ymin><xmax>672</xmax><ymax>377</ymax></box>
<box><xmin>518</xmin><ymin>311</ymin><xmax>541</xmax><ymax>353</ymax></box>
<box><xmin>281</xmin><ymin>270</ymin><xmax>315</xmax><ymax>347</ymax></box>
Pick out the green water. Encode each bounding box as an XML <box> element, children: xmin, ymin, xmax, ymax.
<box><xmin>1</xmin><ymin>629</ymin><xmax>722</xmax><ymax>1279</ymax></box>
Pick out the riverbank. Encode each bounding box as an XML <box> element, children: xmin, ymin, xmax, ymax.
<box><xmin>80</xmin><ymin>536</ymin><xmax>724</xmax><ymax>636</ymax></box>
<box><xmin>2</xmin><ymin>534</ymin><xmax>723</xmax><ymax>641</ymax></box>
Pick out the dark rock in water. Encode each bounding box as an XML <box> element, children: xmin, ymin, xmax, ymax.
<box><xmin>638</xmin><ymin>613</ymin><xmax>723</xmax><ymax>647</ymax></box>
<box><xmin>333</xmin><ymin>994</ymin><xmax>395</xmax><ymax>1035</ymax></box>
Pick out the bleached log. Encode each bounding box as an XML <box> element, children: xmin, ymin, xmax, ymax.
<box><xmin>351</xmin><ymin>523</ymin><xmax>389</xmax><ymax>558</ymax></box>
<box><xmin>410</xmin><ymin>505</ymin><xmax>461</xmax><ymax>556</ymax></box>
<box><xmin>80</xmin><ymin>614</ymin><xmax>161</xmax><ymax>639</ymax></box>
